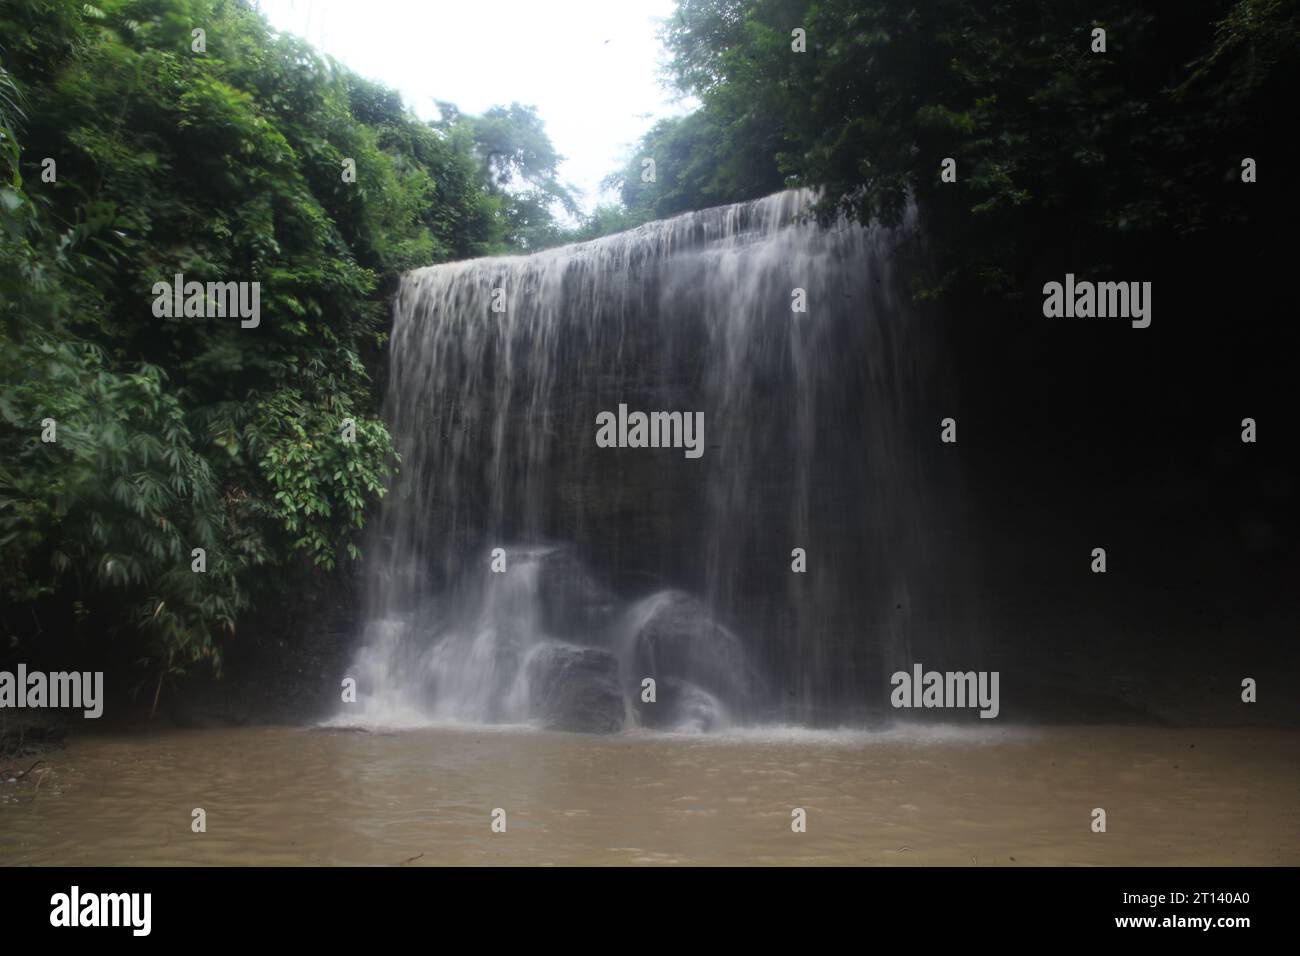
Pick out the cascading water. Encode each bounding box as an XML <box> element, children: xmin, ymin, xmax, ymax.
<box><xmin>348</xmin><ymin>189</ymin><xmax>957</xmax><ymax>732</ymax></box>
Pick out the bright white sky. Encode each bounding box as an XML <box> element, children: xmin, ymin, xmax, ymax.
<box><xmin>256</xmin><ymin>0</ymin><xmax>692</xmax><ymax>214</ymax></box>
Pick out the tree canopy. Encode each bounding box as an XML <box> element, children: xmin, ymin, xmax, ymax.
<box><xmin>610</xmin><ymin>0</ymin><xmax>1298</xmax><ymax>295</ymax></box>
<box><xmin>0</xmin><ymin>0</ymin><xmax>569</xmax><ymax>682</ymax></box>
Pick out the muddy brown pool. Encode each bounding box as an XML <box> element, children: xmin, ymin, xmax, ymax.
<box><xmin>2</xmin><ymin>724</ymin><xmax>1297</xmax><ymax>866</ymax></box>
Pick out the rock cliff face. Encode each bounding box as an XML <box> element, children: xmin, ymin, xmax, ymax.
<box><xmin>330</xmin><ymin>188</ymin><xmax>1298</xmax><ymax>732</ymax></box>
<box><xmin>343</xmin><ymin>190</ymin><xmax>970</xmax><ymax>729</ymax></box>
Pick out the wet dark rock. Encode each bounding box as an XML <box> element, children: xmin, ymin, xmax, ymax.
<box><xmin>624</xmin><ymin>592</ymin><xmax>754</xmax><ymax>711</ymax></box>
<box><xmin>636</xmin><ymin>677</ymin><xmax>725</xmax><ymax>732</ymax></box>
<box><xmin>525</xmin><ymin>644</ymin><xmax>625</xmax><ymax>734</ymax></box>
<box><xmin>534</xmin><ymin>547</ymin><xmax>619</xmax><ymax>643</ymax></box>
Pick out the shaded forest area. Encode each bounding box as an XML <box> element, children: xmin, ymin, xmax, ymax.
<box><xmin>0</xmin><ymin>0</ymin><xmax>585</xmax><ymax>709</ymax></box>
<box><xmin>2</xmin><ymin>0</ymin><xmax>1296</xmax><ymax>722</ymax></box>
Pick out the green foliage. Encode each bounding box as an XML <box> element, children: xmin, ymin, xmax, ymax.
<box><xmin>436</xmin><ymin>101</ymin><xmax>581</xmax><ymax>251</ymax></box>
<box><xmin>562</xmin><ymin>203</ymin><xmax>651</xmax><ymax>244</ymax></box>
<box><xmin>0</xmin><ymin>61</ymin><xmax>22</xmax><ymax>185</ymax></box>
<box><xmin>630</xmin><ymin>0</ymin><xmax>1299</xmax><ymax>295</ymax></box>
<box><xmin>0</xmin><ymin>0</ymin><xmax>509</xmax><ymax>678</ymax></box>
<box><xmin>607</xmin><ymin>110</ymin><xmax>784</xmax><ymax>223</ymax></box>
<box><xmin>246</xmin><ymin>390</ymin><xmax>394</xmax><ymax>570</ymax></box>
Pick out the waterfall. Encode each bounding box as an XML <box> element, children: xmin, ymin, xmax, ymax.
<box><xmin>347</xmin><ymin>189</ymin><xmax>952</xmax><ymax>732</ymax></box>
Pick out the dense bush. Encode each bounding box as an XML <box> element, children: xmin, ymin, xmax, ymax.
<box><xmin>610</xmin><ymin>0</ymin><xmax>1297</xmax><ymax>295</ymax></box>
<box><xmin>0</xmin><ymin>0</ymin><xmax>516</xmax><ymax>680</ymax></box>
